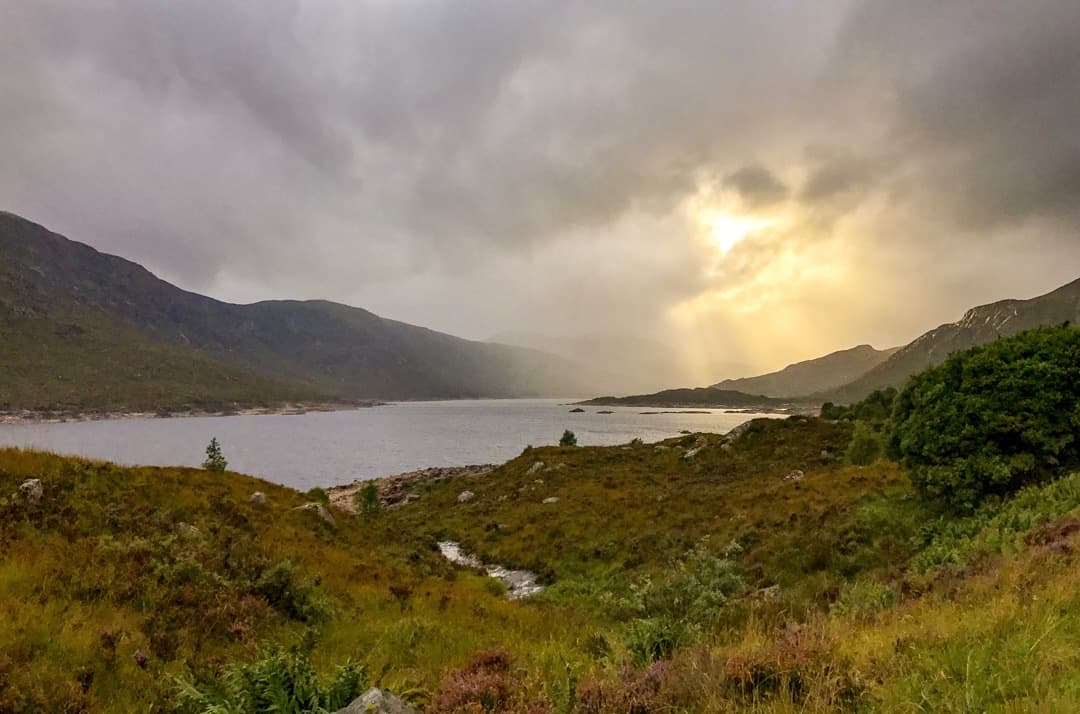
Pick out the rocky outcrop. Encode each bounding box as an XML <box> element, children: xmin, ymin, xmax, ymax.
<box><xmin>294</xmin><ymin>502</ymin><xmax>335</xmax><ymax>525</ymax></box>
<box><xmin>18</xmin><ymin>478</ymin><xmax>43</xmax><ymax>504</ymax></box>
<box><xmin>335</xmin><ymin>688</ymin><xmax>416</xmax><ymax>714</ymax></box>
<box><xmin>327</xmin><ymin>465</ymin><xmax>495</xmax><ymax>513</ymax></box>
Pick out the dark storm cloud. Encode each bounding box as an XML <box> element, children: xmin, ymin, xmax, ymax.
<box><xmin>1</xmin><ymin>0</ymin><xmax>1078</xmax><ymax>371</ymax></box>
<box><xmin>831</xmin><ymin>0</ymin><xmax>1080</xmax><ymax>232</ymax></box>
<box><xmin>723</xmin><ymin>165</ymin><xmax>789</xmax><ymax>209</ymax></box>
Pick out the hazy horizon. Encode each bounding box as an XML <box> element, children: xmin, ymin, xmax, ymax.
<box><xmin>3</xmin><ymin>1</ymin><xmax>1078</xmax><ymax>385</ymax></box>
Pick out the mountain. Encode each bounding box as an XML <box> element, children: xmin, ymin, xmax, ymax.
<box><xmin>492</xmin><ymin>331</ymin><xmax>751</xmax><ymax>393</ymax></box>
<box><xmin>820</xmin><ymin>276</ymin><xmax>1080</xmax><ymax>404</ymax></box>
<box><xmin>577</xmin><ymin>387</ymin><xmax>787</xmax><ymax>410</ymax></box>
<box><xmin>711</xmin><ymin>344</ymin><xmax>900</xmax><ymax>398</ymax></box>
<box><xmin>0</xmin><ymin>211</ymin><xmax>590</xmax><ymax>412</ymax></box>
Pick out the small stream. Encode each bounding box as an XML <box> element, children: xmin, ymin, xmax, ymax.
<box><xmin>437</xmin><ymin>541</ymin><xmax>544</xmax><ymax>600</ymax></box>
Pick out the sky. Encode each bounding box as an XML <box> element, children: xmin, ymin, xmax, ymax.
<box><xmin>2</xmin><ymin>1</ymin><xmax>1079</xmax><ymax>385</ymax></box>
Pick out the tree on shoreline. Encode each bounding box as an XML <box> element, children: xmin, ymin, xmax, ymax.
<box><xmin>202</xmin><ymin>437</ymin><xmax>228</xmax><ymax>472</ymax></box>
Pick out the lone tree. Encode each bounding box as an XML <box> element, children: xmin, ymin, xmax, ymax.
<box><xmin>559</xmin><ymin>429</ymin><xmax>578</xmax><ymax>447</ymax></box>
<box><xmin>203</xmin><ymin>437</ymin><xmax>228</xmax><ymax>472</ymax></box>
<box><xmin>356</xmin><ymin>481</ymin><xmax>381</xmax><ymax>516</ymax></box>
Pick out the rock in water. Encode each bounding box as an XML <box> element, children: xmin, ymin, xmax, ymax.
<box><xmin>335</xmin><ymin>688</ymin><xmax>416</xmax><ymax>714</ymax></box>
<box><xmin>18</xmin><ymin>479</ymin><xmax>43</xmax><ymax>504</ymax></box>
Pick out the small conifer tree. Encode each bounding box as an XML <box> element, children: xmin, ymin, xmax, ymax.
<box><xmin>559</xmin><ymin>429</ymin><xmax>577</xmax><ymax>447</ymax></box>
<box><xmin>203</xmin><ymin>437</ymin><xmax>228</xmax><ymax>472</ymax></box>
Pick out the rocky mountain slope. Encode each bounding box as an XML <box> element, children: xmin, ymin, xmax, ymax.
<box><xmin>819</xmin><ymin>276</ymin><xmax>1080</xmax><ymax>403</ymax></box>
<box><xmin>0</xmin><ymin>211</ymin><xmax>590</xmax><ymax>411</ymax></box>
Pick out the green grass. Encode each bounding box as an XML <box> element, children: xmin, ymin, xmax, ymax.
<box><xmin>5</xmin><ymin>417</ymin><xmax>1080</xmax><ymax>712</ymax></box>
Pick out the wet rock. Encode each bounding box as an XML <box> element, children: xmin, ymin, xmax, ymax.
<box><xmin>18</xmin><ymin>478</ymin><xmax>43</xmax><ymax>505</ymax></box>
<box><xmin>249</xmin><ymin>491</ymin><xmax>268</xmax><ymax>505</ymax></box>
<box><xmin>457</xmin><ymin>490</ymin><xmax>476</xmax><ymax>503</ymax></box>
<box><xmin>294</xmin><ymin>502</ymin><xmax>335</xmax><ymax>525</ymax></box>
<box><xmin>335</xmin><ymin>688</ymin><xmax>416</xmax><ymax>714</ymax></box>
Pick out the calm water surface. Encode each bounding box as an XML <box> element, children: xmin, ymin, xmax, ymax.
<box><xmin>0</xmin><ymin>400</ymin><xmax>774</xmax><ymax>491</ymax></box>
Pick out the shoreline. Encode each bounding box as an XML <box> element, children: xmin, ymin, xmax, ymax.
<box><xmin>0</xmin><ymin>400</ymin><xmax>383</xmax><ymax>426</ymax></box>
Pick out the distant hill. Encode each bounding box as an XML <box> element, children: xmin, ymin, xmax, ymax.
<box><xmin>577</xmin><ymin>387</ymin><xmax>787</xmax><ymax>410</ymax></box>
<box><xmin>819</xmin><ymin>277</ymin><xmax>1080</xmax><ymax>404</ymax></box>
<box><xmin>0</xmin><ymin>211</ymin><xmax>590</xmax><ymax>412</ymax></box>
<box><xmin>711</xmin><ymin>344</ymin><xmax>899</xmax><ymax>398</ymax></box>
<box><xmin>492</xmin><ymin>330</ymin><xmax>750</xmax><ymax>393</ymax></box>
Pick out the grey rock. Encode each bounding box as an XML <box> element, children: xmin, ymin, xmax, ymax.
<box><xmin>335</xmin><ymin>687</ymin><xmax>416</xmax><ymax>714</ymax></box>
<box><xmin>294</xmin><ymin>502</ymin><xmax>336</xmax><ymax>525</ymax></box>
<box><xmin>249</xmin><ymin>491</ymin><xmax>268</xmax><ymax>505</ymax></box>
<box><xmin>542</xmin><ymin>496</ymin><xmax>559</xmax><ymax>504</ymax></box>
<box><xmin>526</xmin><ymin>461</ymin><xmax>545</xmax><ymax>475</ymax></box>
<box><xmin>783</xmin><ymin>470</ymin><xmax>804</xmax><ymax>482</ymax></box>
<box><xmin>457</xmin><ymin>490</ymin><xmax>475</xmax><ymax>503</ymax></box>
<box><xmin>18</xmin><ymin>479</ymin><xmax>43</xmax><ymax>504</ymax></box>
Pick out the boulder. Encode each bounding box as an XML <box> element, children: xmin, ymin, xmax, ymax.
<box><xmin>249</xmin><ymin>491</ymin><xmax>268</xmax><ymax>505</ymax></box>
<box><xmin>334</xmin><ymin>688</ymin><xmax>416</xmax><ymax>714</ymax></box>
<box><xmin>457</xmin><ymin>490</ymin><xmax>476</xmax><ymax>503</ymax></box>
<box><xmin>18</xmin><ymin>478</ymin><xmax>43</xmax><ymax>505</ymax></box>
<box><xmin>542</xmin><ymin>496</ymin><xmax>559</xmax><ymax>504</ymax></box>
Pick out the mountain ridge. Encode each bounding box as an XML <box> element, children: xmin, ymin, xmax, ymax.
<box><xmin>0</xmin><ymin>211</ymin><xmax>593</xmax><ymax>410</ymax></box>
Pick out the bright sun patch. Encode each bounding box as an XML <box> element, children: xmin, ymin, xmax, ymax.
<box><xmin>699</xmin><ymin>210</ymin><xmax>771</xmax><ymax>255</ymax></box>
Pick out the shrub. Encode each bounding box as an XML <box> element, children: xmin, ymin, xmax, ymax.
<box><xmin>845</xmin><ymin>422</ymin><xmax>885</xmax><ymax>466</ymax></box>
<box><xmin>176</xmin><ymin>644</ymin><xmax>365</xmax><ymax>714</ymax></box>
<box><xmin>355</xmin><ymin>482</ymin><xmax>381</xmax><ymax>516</ymax></box>
<box><xmin>560</xmin><ymin>430</ymin><xmax>578</xmax><ymax>447</ymax></box>
<box><xmin>202</xmin><ymin>437</ymin><xmax>228</xmax><ymax>472</ymax></box>
<box><xmin>891</xmin><ymin>326</ymin><xmax>1080</xmax><ymax>512</ymax></box>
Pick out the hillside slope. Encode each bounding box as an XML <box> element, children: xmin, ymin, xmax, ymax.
<box><xmin>0</xmin><ymin>211</ymin><xmax>591</xmax><ymax>408</ymax></box>
<box><xmin>712</xmin><ymin>344</ymin><xmax>899</xmax><ymax>398</ymax></box>
<box><xmin>820</xmin><ymin>277</ymin><xmax>1080</xmax><ymax>403</ymax></box>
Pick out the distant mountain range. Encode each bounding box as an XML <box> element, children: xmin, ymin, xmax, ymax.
<box><xmin>814</xmin><ymin>276</ymin><xmax>1080</xmax><ymax>404</ymax></box>
<box><xmin>0</xmin><ymin>211</ymin><xmax>592</xmax><ymax>412</ymax></box>
<box><xmin>586</xmin><ymin>276</ymin><xmax>1080</xmax><ymax>409</ymax></box>
<box><xmin>711</xmin><ymin>344</ymin><xmax>900</xmax><ymax>398</ymax></box>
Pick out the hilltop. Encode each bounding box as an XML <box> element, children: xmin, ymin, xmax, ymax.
<box><xmin>0</xmin><ymin>211</ymin><xmax>593</xmax><ymax>414</ymax></box>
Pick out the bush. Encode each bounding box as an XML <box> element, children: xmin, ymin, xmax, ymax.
<box><xmin>202</xmin><ymin>437</ymin><xmax>228</xmax><ymax>472</ymax></box>
<box><xmin>355</xmin><ymin>482</ymin><xmax>381</xmax><ymax>516</ymax></box>
<box><xmin>845</xmin><ymin>422</ymin><xmax>885</xmax><ymax>466</ymax></box>
<box><xmin>559</xmin><ymin>430</ymin><xmax>577</xmax><ymax>447</ymax></box>
<box><xmin>891</xmin><ymin>326</ymin><xmax>1080</xmax><ymax>512</ymax></box>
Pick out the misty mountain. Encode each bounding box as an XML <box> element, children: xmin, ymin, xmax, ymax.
<box><xmin>819</xmin><ymin>276</ymin><xmax>1080</xmax><ymax>404</ymax></box>
<box><xmin>711</xmin><ymin>344</ymin><xmax>900</xmax><ymax>398</ymax></box>
<box><xmin>492</xmin><ymin>330</ymin><xmax>750</xmax><ymax>393</ymax></box>
<box><xmin>0</xmin><ymin>211</ymin><xmax>592</xmax><ymax>410</ymax></box>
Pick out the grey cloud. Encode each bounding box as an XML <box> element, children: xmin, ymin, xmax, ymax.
<box><xmin>1</xmin><ymin>0</ymin><xmax>1078</xmax><ymax>377</ymax></box>
<box><xmin>723</xmin><ymin>165</ymin><xmax>788</xmax><ymax>208</ymax></box>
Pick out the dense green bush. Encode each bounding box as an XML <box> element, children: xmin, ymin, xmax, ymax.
<box><xmin>891</xmin><ymin>326</ymin><xmax>1080</xmax><ymax>512</ymax></box>
<box><xmin>560</xmin><ymin>429</ymin><xmax>578</xmax><ymax>447</ymax></box>
<box><xmin>845</xmin><ymin>422</ymin><xmax>886</xmax><ymax>465</ymax></box>
<box><xmin>821</xmin><ymin>387</ymin><xmax>897</xmax><ymax>422</ymax></box>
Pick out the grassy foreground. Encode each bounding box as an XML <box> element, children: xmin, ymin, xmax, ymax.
<box><xmin>4</xmin><ymin>416</ymin><xmax>1080</xmax><ymax>712</ymax></box>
